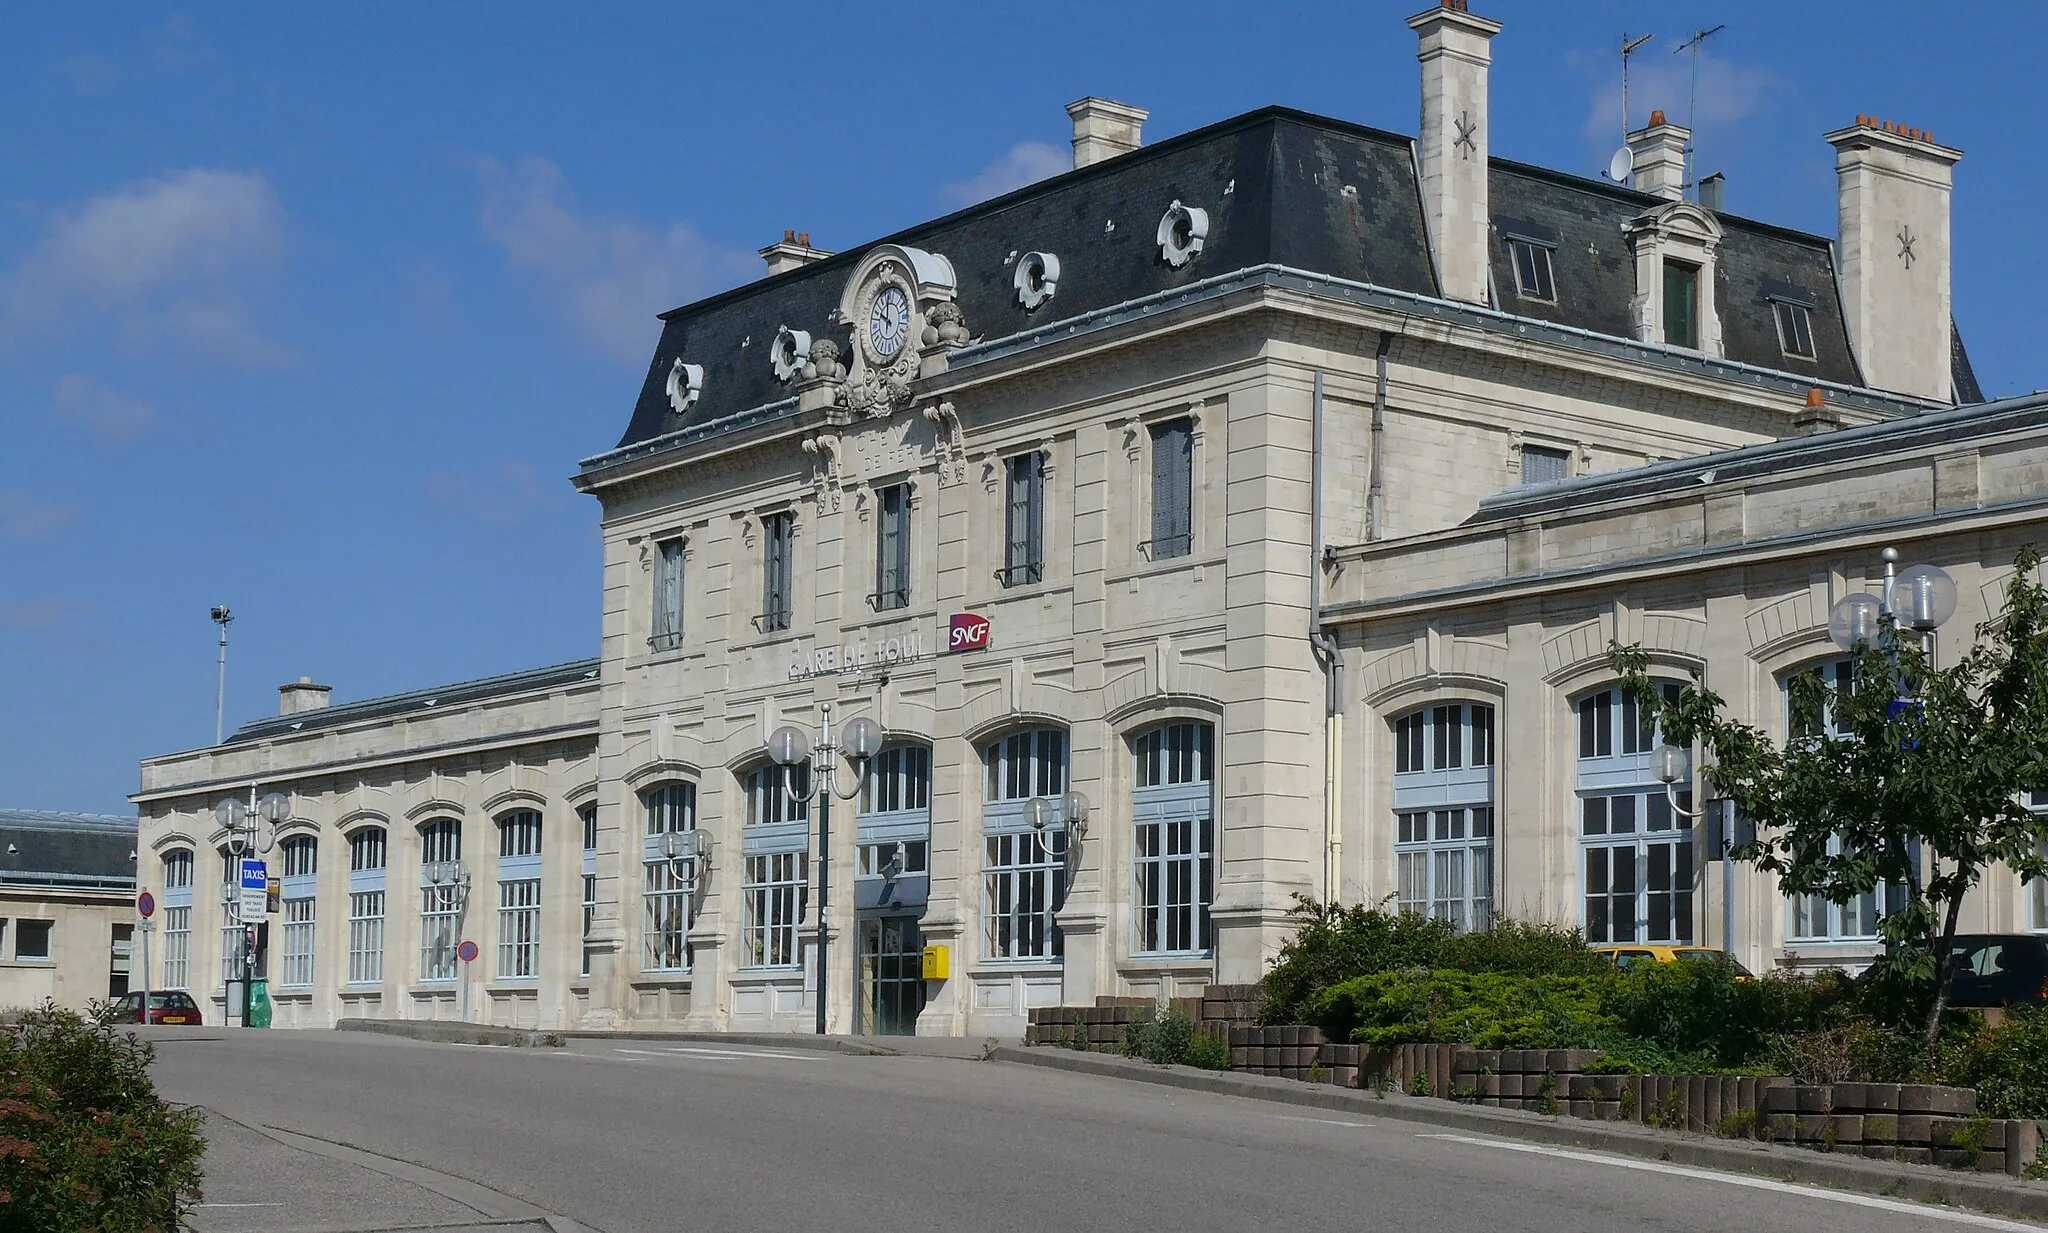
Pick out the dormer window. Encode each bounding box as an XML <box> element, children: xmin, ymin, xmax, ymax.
<box><xmin>1506</xmin><ymin>237</ymin><xmax>1556</xmax><ymax>302</ymax></box>
<box><xmin>1772</xmin><ymin>297</ymin><xmax>1817</xmax><ymax>360</ymax></box>
<box><xmin>1662</xmin><ymin>259</ymin><xmax>1700</xmax><ymax>349</ymax></box>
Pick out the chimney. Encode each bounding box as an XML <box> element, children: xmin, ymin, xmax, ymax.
<box><xmin>1408</xmin><ymin>0</ymin><xmax>1502</xmax><ymax>305</ymax></box>
<box><xmin>1792</xmin><ymin>387</ymin><xmax>1844</xmax><ymax>436</ymax></box>
<box><xmin>1628</xmin><ymin>110</ymin><xmax>1690</xmax><ymax>201</ymax></box>
<box><xmin>278</xmin><ymin>676</ymin><xmax>331</xmax><ymax>715</ymax></box>
<box><xmin>1065</xmin><ymin>98</ymin><xmax>1148</xmax><ymax>169</ymax></box>
<box><xmin>1697</xmin><ymin>172</ymin><xmax>1725</xmax><ymax>213</ymax></box>
<box><xmin>759</xmin><ymin>229</ymin><xmax>832</xmax><ymax>277</ymax></box>
<box><xmin>1826</xmin><ymin>115</ymin><xmax>1961</xmax><ymax>402</ymax></box>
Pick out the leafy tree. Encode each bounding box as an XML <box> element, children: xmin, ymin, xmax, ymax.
<box><xmin>1609</xmin><ymin>547</ymin><xmax>2048</xmax><ymax>1046</ymax></box>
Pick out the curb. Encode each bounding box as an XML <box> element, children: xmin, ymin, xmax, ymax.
<box><xmin>557</xmin><ymin>1030</ymin><xmax>894</xmax><ymax>1056</ymax></box>
<box><xmin>992</xmin><ymin>1046</ymin><xmax>2048</xmax><ymax>1223</ymax></box>
<box><xmin>335</xmin><ymin>1018</ymin><xmax>562</xmax><ymax>1048</ymax></box>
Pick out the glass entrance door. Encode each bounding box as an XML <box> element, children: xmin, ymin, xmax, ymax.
<box><xmin>858</xmin><ymin>915</ymin><xmax>925</xmax><ymax>1036</ymax></box>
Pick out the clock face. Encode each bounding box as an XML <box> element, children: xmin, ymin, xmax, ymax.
<box><xmin>867</xmin><ymin>285</ymin><xmax>911</xmax><ymax>361</ymax></box>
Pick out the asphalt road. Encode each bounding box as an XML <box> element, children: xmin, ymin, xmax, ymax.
<box><xmin>148</xmin><ymin>1030</ymin><xmax>2045</xmax><ymax>1233</ymax></box>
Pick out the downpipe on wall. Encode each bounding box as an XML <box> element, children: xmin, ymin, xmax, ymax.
<box><xmin>1309</xmin><ymin>372</ymin><xmax>1343</xmax><ymax>905</ymax></box>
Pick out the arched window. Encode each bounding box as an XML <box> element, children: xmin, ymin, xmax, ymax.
<box><xmin>1781</xmin><ymin>660</ymin><xmax>1880</xmax><ymax>942</ymax></box>
<box><xmin>1576</xmin><ymin>683</ymin><xmax>1692</xmax><ymax>945</ymax></box>
<box><xmin>496</xmin><ymin>811</ymin><xmax>542</xmax><ymax>979</ymax></box>
<box><xmin>346</xmin><ymin>828</ymin><xmax>386</xmax><ymax>984</ymax></box>
<box><xmin>1391</xmin><ymin>702</ymin><xmax>1496</xmax><ymax>931</ymax></box>
<box><xmin>981</xmin><ymin>730</ymin><xmax>1070</xmax><ymax>960</ymax></box>
<box><xmin>859</xmin><ymin>744</ymin><xmax>931</xmax><ymax>880</ymax></box>
<box><xmin>641</xmin><ymin>783</ymin><xmax>697</xmax><ymax>972</ymax></box>
<box><xmin>160</xmin><ymin>850</ymin><xmax>194</xmax><ymax>990</ymax></box>
<box><xmin>579</xmin><ymin>802</ymin><xmax>599</xmax><ymax>979</ymax></box>
<box><xmin>278</xmin><ymin>837</ymin><xmax>317</xmax><ymax>987</ymax></box>
<box><xmin>738</xmin><ymin>763</ymin><xmax>808</xmax><ymax>969</ymax></box>
<box><xmin>417</xmin><ymin>819</ymin><xmax>463</xmax><ymax>981</ymax></box>
<box><xmin>1131</xmin><ymin>721</ymin><xmax>1215</xmax><ymax>956</ymax></box>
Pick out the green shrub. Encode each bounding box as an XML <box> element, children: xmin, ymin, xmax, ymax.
<box><xmin>1119</xmin><ymin>1013</ymin><xmax>1153</xmax><ymax>1059</ymax></box>
<box><xmin>1258</xmin><ymin>895</ymin><xmax>1454</xmax><ymax>1025</ymax></box>
<box><xmin>1306</xmin><ymin>969</ymin><xmax>1618</xmax><ymax>1050</ymax></box>
<box><xmin>1438</xmin><ymin>919</ymin><xmax>1608</xmax><ymax>977</ymax></box>
<box><xmin>1941</xmin><ymin>1004</ymin><xmax>2048</xmax><ymax>1118</ymax></box>
<box><xmin>1185</xmin><ymin>1031</ymin><xmax>1231</xmax><ymax>1070</ymax></box>
<box><xmin>0</xmin><ymin>1001</ymin><xmax>206</xmax><ymax>1232</ymax></box>
<box><xmin>1121</xmin><ymin>1007</ymin><xmax>1197</xmax><ymax>1066</ymax></box>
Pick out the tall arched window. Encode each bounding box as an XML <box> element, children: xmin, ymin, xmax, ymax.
<box><xmin>1782</xmin><ymin>659</ymin><xmax>1881</xmax><ymax>943</ymax></box>
<box><xmin>579</xmin><ymin>802</ymin><xmax>599</xmax><ymax>979</ymax></box>
<box><xmin>641</xmin><ymin>783</ymin><xmax>697</xmax><ymax>972</ymax></box>
<box><xmin>161</xmin><ymin>850</ymin><xmax>194</xmax><ymax>990</ymax></box>
<box><xmin>417</xmin><ymin>818</ymin><xmax>463</xmax><ymax>982</ymax></box>
<box><xmin>1576</xmin><ymin>683</ymin><xmax>1692</xmax><ymax>944</ymax></box>
<box><xmin>496</xmin><ymin>810</ymin><xmax>542</xmax><ymax>979</ymax></box>
<box><xmin>740</xmin><ymin>764</ymin><xmax>808</xmax><ymax>968</ymax></box>
<box><xmin>1391</xmin><ymin>702</ymin><xmax>1496</xmax><ymax>931</ymax></box>
<box><xmin>981</xmin><ymin>731</ymin><xmax>1069</xmax><ymax>960</ymax></box>
<box><xmin>346</xmin><ymin>827</ymin><xmax>386</xmax><ymax>984</ymax></box>
<box><xmin>859</xmin><ymin>744</ymin><xmax>932</xmax><ymax>880</ymax></box>
<box><xmin>278</xmin><ymin>836</ymin><xmax>317</xmax><ymax>987</ymax></box>
<box><xmin>1131</xmin><ymin>722</ymin><xmax>1215</xmax><ymax>956</ymax></box>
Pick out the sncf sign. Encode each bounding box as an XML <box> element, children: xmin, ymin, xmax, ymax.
<box><xmin>949</xmin><ymin>612</ymin><xmax>991</xmax><ymax>653</ymax></box>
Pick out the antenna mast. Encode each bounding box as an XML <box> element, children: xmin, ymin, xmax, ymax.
<box><xmin>1621</xmin><ymin>32</ymin><xmax>1654</xmax><ymax>145</ymax></box>
<box><xmin>1674</xmin><ymin>24</ymin><xmax>1726</xmax><ymax>197</ymax></box>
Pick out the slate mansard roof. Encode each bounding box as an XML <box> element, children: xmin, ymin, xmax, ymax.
<box><xmin>604</xmin><ymin>105</ymin><xmax>1966</xmax><ymax>460</ymax></box>
<box><xmin>0</xmin><ymin>810</ymin><xmax>137</xmax><ymax>892</ymax></box>
<box><xmin>225</xmin><ymin>658</ymin><xmax>601</xmax><ymax>746</ymax></box>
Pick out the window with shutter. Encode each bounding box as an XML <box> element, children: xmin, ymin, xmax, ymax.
<box><xmin>1002</xmin><ymin>452</ymin><xmax>1044</xmax><ymax>586</ymax></box>
<box><xmin>871</xmin><ymin>484</ymin><xmax>910</xmax><ymax>610</ymax></box>
<box><xmin>652</xmin><ymin>537</ymin><xmax>685</xmax><ymax>650</ymax></box>
<box><xmin>1148</xmin><ymin>418</ymin><xmax>1193</xmax><ymax>560</ymax></box>
<box><xmin>760</xmin><ymin>512</ymin><xmax>794</xmax><ymax>632</ymax></box>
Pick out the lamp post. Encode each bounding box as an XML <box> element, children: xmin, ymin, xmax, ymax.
<box><xmin>766</xmin><ymin>704</ymin><xmax>884</xmax><ymax>1035</ymax></box>
<box><xmin>214</xmin><ymin>788</ymin><xmax>291</xmax><ymax>1026</ymax></box>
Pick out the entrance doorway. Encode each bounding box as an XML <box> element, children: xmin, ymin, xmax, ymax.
<box><xmin>858</xmin><ymin>915</ymin><xmax>925</xmax><ymax>1036</ymax></box>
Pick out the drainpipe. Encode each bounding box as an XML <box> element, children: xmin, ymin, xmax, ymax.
<box><xmin>1368</xmin><ymin>332</ymin><xmax>1393</xmax><ymax>541</ymax></box>
<box><xmin>1309</xmin><ymin>372</ymin><xmax>1344</xmax><ymax>904</ymax></box>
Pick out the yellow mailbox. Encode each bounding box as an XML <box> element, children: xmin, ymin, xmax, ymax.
<box><xmin>920</xmin><ymin>943</ymin><xmax>950</xmax><ymax>981</ymax></box>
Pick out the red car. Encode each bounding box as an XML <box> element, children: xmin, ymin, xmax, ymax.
<box><xmin>110</xmin><ymin>991</ymin><xmax>203</xmax><ymax>1025</ymax></box>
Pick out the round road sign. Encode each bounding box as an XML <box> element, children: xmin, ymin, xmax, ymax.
<box><xmin>137</xmin><ymin>891</ymin><xmax>156</xmax><ymax>919</ymax></box>
<box><xmin>456</xmin><ymin>939</ymin><xmax>480</xmax><ymax>963</ymax></box>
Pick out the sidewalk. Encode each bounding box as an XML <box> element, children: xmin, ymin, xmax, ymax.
<box><xmin>335</xmin><ymin>1016</ymin><xmax>1006</xmax><ymax>1059</ymax></box>
<box><xmin>188</xmin><ymin>1109</ymin><xmax>577</xmax><ymax>1233</ymax></box>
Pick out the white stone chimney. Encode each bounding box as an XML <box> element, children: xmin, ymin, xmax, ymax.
<box><xmin>1408</xmin><ymin>0</ymin><xmax>1502</xmax><ymax>305</ymax></box>
<box><xmin>1826</xmin><ymin>115</ymin><xmax>1962</xmax><ymax>402</ymax></box>
<box><xmin>1628</xmin><ymin>110</ymin><xmax>1690</xmax><ymax>201</ymax></box>
<box><xmin>759</xmin><ymin>230</ymin><xmax>831</xmax><ymax>277</ymax></box>
<box><xmin>278</xmin><ymin>676</ymin><xmax>331</xmax><ymax>715</ymax></box>
<box><xmin>1065</xmin><ymin>97</ymin><xmax>1147</xmax><ymax>169</ymax></box>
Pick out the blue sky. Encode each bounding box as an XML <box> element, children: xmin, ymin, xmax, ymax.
<box><xmin>3</xmin><ymin>3</ymin><xmax>2042</xmax><ymax>814</ymax></box>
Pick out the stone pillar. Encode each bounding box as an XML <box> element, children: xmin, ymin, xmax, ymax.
<box><xmin>1408</xmin><ymin>1</ymin><xmax>1502</xmax><ymax>305</ymax></box>
<box><xmin>1627</xmin><ymin>111</ymin><xmax>1689</xmax><ymax>201</ymax></box>
<box><xmin>1826</xmin><ymin>116</ymin><xmax>1961</xmax><ymax>403</ymax></box>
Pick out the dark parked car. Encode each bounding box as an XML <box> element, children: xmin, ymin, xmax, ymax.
<box><xmin>1945</xmin><ymin>934</ymin><xmax>2048</xmax><ymax>1008</ymax></box>
<box><xmin>110</xmin><ymin>990</ymin><xmax>204</xmax><ymax>1025</ymax></box>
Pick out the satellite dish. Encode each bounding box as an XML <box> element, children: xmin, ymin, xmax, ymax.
<box><xmin>1606</xmin><ymin>147</ymin><xmax>1634</xmax><ymax>183</ymax></box>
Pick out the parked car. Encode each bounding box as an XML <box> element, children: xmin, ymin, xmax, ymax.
<box><xmin>109</xmin><ymin>991</ymin><xmax>204</xmax><ymax>1025</ymax></box>
<box><xmin>1945</xmin><ymin>934</ymin><xmax>2048</xmax><ymax>1009</ymax></box>
<box><xmin>1591</xmin><ymin>944</ymin><xmax>1754</xmax><ymax>977</ymax></box>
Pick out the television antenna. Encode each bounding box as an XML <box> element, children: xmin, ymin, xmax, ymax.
<box><xmin>1674</xmin><ymin>24</ymin><xmax>1727</xmax><ymax>196</ymax></box>
<box><xmin>1607</xmin><ymin>32</ymin><xmax>1655</xmax><ymax>182</ymax></box>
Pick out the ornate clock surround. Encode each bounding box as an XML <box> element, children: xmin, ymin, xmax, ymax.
<box><xmin>832</xmin><ymin>244</ymin><xmax>960</xmax><ymax>420</ymax></box>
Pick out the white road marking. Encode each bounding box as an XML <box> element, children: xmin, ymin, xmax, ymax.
<box><xmin>1269</xmin><ymin>1113</ymin><xmax>1374</xmax><ymax>1128</ymax></box>
<box><xmin>1419</xmin><ymin>1134</ymin><xmax>2046</xmax><ymax>1230</ymax></box>
<box><xmin>610</xmin><ymin>1045</ymin><xmax>823</xmax><ymax>1063</ymax></box>
<box><xmin>197</xmin><ymin>1202</ymin><xmax>288</xmax><ymax>1208</ymax></box>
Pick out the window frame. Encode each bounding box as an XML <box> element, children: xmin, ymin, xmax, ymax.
<box><xmin>1000</xmin><ymin>450</ymin><xmax>1046</xmax><ymax>587</ymax></box>
<box><xmin>347</xmin><ymin>889</ymin><xmax>384</xmax><ymax>985</ymax></box>
<box><xmin>1391</xmin><ymin>701</ymin><xmax>1498</xmax><ymax>933</ymax></box>
<box><xmin>1663</xmin><ymin>258</ymin><xmax>1701</xmax><ymax>350</ymax></box>
<box><xmin>641</xmin><ymin>782</ymin><xmax>697</xmax><ymax>974</ymax></box>
<box><xmin>1131</xmin><ymin>721</ymin><xmax>1217</xmax><ymax>957</ymax></box>
<box><xmin>983</xmin><ymin>828</ymin><xmax>1067</xmax><ymax>960</ymax></box>
<box><xmin>870</xmin><ymin>482</ymin><xmax>912</xmax><ymax>611</ymax></box>
<box><xmin>1506</xmin><ymin>235</ymin><xmax>1557</xmax><ymax>302</ymax></box>
<box><xmin>162</xmin><ymin>906</ymin><xmax>191</xmax><ymax>990</ymax></box>
<box><xmin>416</xmin><ymin>818</ymin><xmax>463</xmax><ymax>983</ymax></box>
<box><xmin>1575</xmin><ymin>683</ymin><xmax>1696</xmax><ymax>946</ymax></box>
<box><xmin>14</xmin><ymin>919</ymin><xmax>53</xmax><ymax>962</ymax></box>
<box><xmin>1519</xmin><ymin>443</ymin><xmax>1572</xmax><ymax>487</ymax></box>
<box><xmin>1771</xmin><ymin>297</ymin><xmax>1817</xmax><ymax>360</ymax></box>
<box><xmin>741</xmin><ymin>850</ymin><xmax>808</xmax><ymax>969</ymax></box>
<box><xmin>651</xmin><ymin>536</ymin><xmax>686</xmax><ymax>651</ymax></box>
<box><xmin>1144</xmin><ymin>417</ymin><xmax>1194</xmax><ymax>562</ymax></box>
<box><xmin>758</xmin><ymin>510</ymin><xmax>795</xmax><ymax>633</ymax></box>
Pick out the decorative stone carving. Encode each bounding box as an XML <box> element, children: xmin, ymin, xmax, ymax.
<box><xmin>921</xmin><ymin>301</ymin><xmax>968</xmax><ymax>347</ymax></box>
<box><xmin>770</xmin><ymin>326</ymin><xmax>812</xmax><ymax>383</ymax></box>
<box><xmin>1013</xmin><ymin>251</ymin><xmax>1060</xmax><ymax>309</ymax></box>
<box><xmin>1156</xmin><ymin>200</ymin><xmax>1209</xmax><ymax>268</ymax></box>
<box><xmin>665</xmin><ymin>359</ymin><xmax>704</xmax><ymax>415</ymax></box>
<box><xmin>832</xmin><ymin>244</ymin><xmax>960</xmax><ymax>421</ymax></box>
<box><xmin>803</xmin><ymin>338</ymin><xmax>844</xmax><ymax>382</ymax></box>
<box><xmin>801</xmin><ymin>432</ymin><xmax>844</xmax><ymax>510</ymax></box>
<box><xmin>923</xmin><ymin>401</ymin><xmax>966</xmax><ymax>487</ymax></box>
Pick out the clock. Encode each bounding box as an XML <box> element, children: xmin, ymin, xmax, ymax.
<box><xmin>866</xmin><ymin>284</ymin><xmax>911</xmax><ymax>362</ymax></box>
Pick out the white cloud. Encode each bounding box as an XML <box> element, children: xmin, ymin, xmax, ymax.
<box><xmin>1</xmin><ymin>168</ymin><xmax>291</xmax><ymax>366</ymax></box>
<box><xmin>1582</xmin><ymin>52</ymin><xmax>1778</xmax><ymax>153</ymax></box>
<box><xmin>941</xmin><ymin>140</ymin><xmax>1070</xmax><ymax>206</ymax></box>
<box><xmin>477</xmin><ymin>156</ymin><xmax>753</xmax><ymax>364</ymax></box>
<box><xmin>0</xmin><ymin>492</ymin><xmax>75</xmax><ymax>541</ymax></box>
<box><xmin>53</xmin><ymin>373</ymin><xmax>155</xmax><ymax>442</ymax></box>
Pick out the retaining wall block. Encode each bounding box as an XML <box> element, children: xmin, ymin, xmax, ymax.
<box><xmin>1793</xmin><ymin>1085</ymin><xmax>1833</xmax><ymax>1115</ymax></box>
<box><xmin>2008</xmin><ymin>1121</ymin><xmax>2041</xmax><ymax>1176</ymax></box>
<box><xmin>1766</xmin><ymin>1113</ymin><xmax>1799</xmax><ymax>1142</ymax></box>
<box><xmin>1895</xmin><ymin>1146</ymin><xmax>1934</xmax><ymax>1166</ymax></box>
<box><xmin>1795</xmin><ymin>1114</ymin><xmax>1831</xmax><ymax>1143</ymax></box>
<box><xmin>1897</xmin><ymin>1114</ymin><xmax>1940</xmax><ymax>1143</ymax></box>
<box><xmin>1829</xmin><ymin>1114</ymin><xmax>1865</xmax><ymax>1146</ymax></box>
<box><xmin>1858</xmin><ymin>1083</ymin><xmax>1901</xmax><ymax>1112</ymax></box>
<box><xmin>1568</xmin><ymin>1098</ymin><xmax>1595</xmax><ymax>1119</ymax></box>
<box><xmin>1686</xmin><ymin>1077</ymin><xmax>1708</xmax><ymax>1133</ymax></box>
<box><xmin>1230</xmin><ymin>1047</ymin><xmax>1250</xmax><ymax>1069</ymax></box>
<box><xmin>1901</xmin><ymin>1085</ymin><xmax>1976</xmax><ymax>1116</ymax></box>
<box><xmin>1863</xmin><ymin>1113</ymin><xmax>1899</xmax><ymax>1144</ymax></box>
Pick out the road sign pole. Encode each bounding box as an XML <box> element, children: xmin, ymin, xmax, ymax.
<box><xmin>136</xmin><ymin>890</ymin><xmax>156</xmax><ymax>1027</ymax></box>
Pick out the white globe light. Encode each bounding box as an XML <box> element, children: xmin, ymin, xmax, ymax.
<box><xmin>214</xmin><ymin>798</ymin><xmax>248</xmax><ymax>830</ymax></box>
<box><xmin>767</xmin><ymin>725</ymin><xmax>812</xmax><ymax>767</ymax></box>
<box><xmin>1063</xmin><ymin>790</ymin><xmax>1091</xmax><ymax>825</ymax></box>
<box><xmin>258</xmin><ymin>791</ymin><xmax>292</xmax><ymax>824</ymax></box>
<box><xmin>1892</xmin><ymin>564</ymin><xmax>1958</xmax><ymax>632</ymax></box>
<box><xmin>1653</xmin><ymin>744</ymin><xmax>1689</xmax><ymax>785</ymax></box>
<box><xmin>1828</xmin><ymin>593</ymin><xmax>1884</xmax><ymax>652</ymax></box>
<box><xmin>840</xmin><ymin>716</ymin><xmax>885</xmax><ymax>760</ymax></box>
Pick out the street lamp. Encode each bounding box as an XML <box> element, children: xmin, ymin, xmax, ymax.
<box><xmin>1830</xmin><ymin>546</ymin><xmax>1958</xmax><ymax>661</ymax></box>
<box><xmin>213</xmin><ymin>788</ymin><xmax>291</xmax><ymax>1025</ymax></box>
<box><xmin>765</xmin><ymin>703</ymin><xmax>884</xmax><ymax>1035</ymax></box>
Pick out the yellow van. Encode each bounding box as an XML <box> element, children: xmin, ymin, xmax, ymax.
<box><xmin>1591</xmin><ymin>944</ymin><xmax>1753</xmax><ymax>977</ymax></box>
